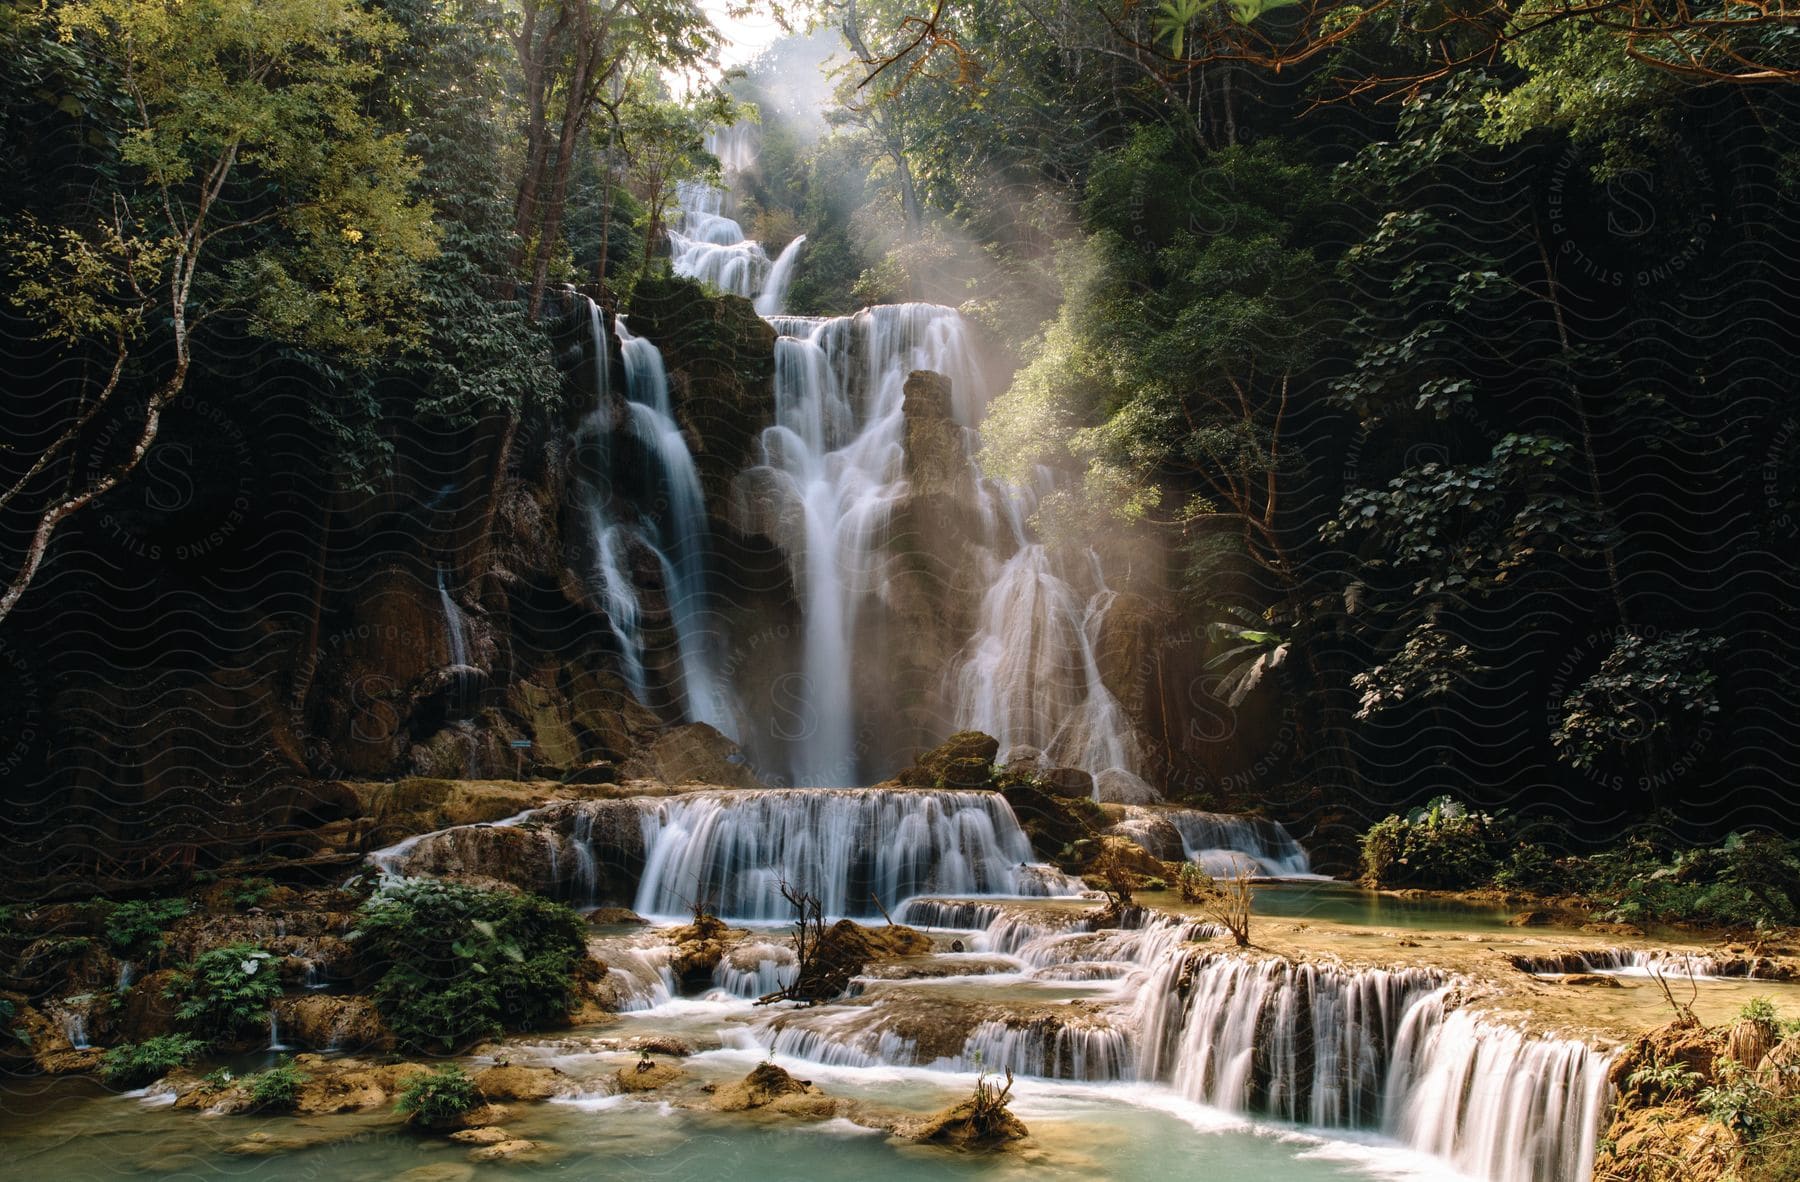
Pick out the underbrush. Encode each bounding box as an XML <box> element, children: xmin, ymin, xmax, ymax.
<box><xmin>353</xmin><ymin>880</ymin><xmax>587</xmax><ymax>1052</ymax></box>
<box><xmin>1359</xmin><ymin>800</ymin><xmax>1800</xmax><ymax>932</ymax></box>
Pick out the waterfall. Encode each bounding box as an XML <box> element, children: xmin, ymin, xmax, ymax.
<box><xmin>628</xmin><ymin>787</ymin><xmax>1068</xmax><ymax>920</ymax></box>
<box><xmin>52</xmin><ymin>1000</ymin><xmax>92</xmax><ymax>1050</ymax></box>
<box><xmin>569</xmin><ymin>293</ymin><xmax>737</xmax><ymax>728</ymax></box>
<box><xmin>668</xmin><ymin>130</ymin><xmax>772</xmax><ymax>301</ymax></box>
<box><xmin>950</xmin><ymin>542</ymin><xmax>1141</xmax><ymax>779</ymax></box>
<box><xmin>755</xmin><ymin>233</ymin><xmax>806</xmax><ymax>316</ymax></box>
<box><xmin>615</xmin><ymin>321</ymin><xmax>735</xmax><ymax>731</ymax></box>
<box><xmin>737</xmin><ymin>304</ymin><xmax>987</xmax><ymax>784</ymax></box>
<box><xmin>436</xmin><ymin>564</ymin><xmax>469</xmax><ymax>667</ymax></box>
<box><xmin>572</xmin><ymin>297</ymin><xmax>651</xmax><ymax>703</ymax></box>
<box><xmin>1108</xmin><ymin>806</ymin><xmax>1313</xmax><ymax>876</ymax></box>
<box><xmin>1387</xmin><ymin>998</ymin><xmax>1614</xmax><ymax>1182</ymax></box>
<box><xmin>267</xmin><ymin>1011</ymin><xmax>290</xmax><ymax>1052</ymax></box>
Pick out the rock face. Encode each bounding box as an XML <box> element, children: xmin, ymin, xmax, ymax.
<box><xmin>896</xmin><ymin>731</ymin><xmax>999</xmax><ymax>789</ymax></box>
<box><xmin>619</xmin><ymin>723</ymin><xmax>762</xmax><ymax>789</ymax></box>
<box><xmin>666</xmin><ymin>914</ymin><xmax>733</xmax><ymax>990</ymax></box>
<box><xmin>273</xmin><ymin>995</ymin><xmax>390</xmax><ymax>1052</ymax></box>
<box><xmin>789</xmin><ymin>920</ymin><xmax>932</xmax><ymax>1001</ymax></box>
<box><xmin>879</xmin><ymin>373</ymin><xmax>993</xmax><ymax>761</ymax></box>
<box><xmin>623</xmin><ymin>273</ymin><xmax>777</xmax><ymax>521</ymax></box>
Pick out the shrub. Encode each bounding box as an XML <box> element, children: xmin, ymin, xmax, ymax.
<box><xmin>248</xmin><ymin>1058</ymin><xmax>309</xmax><ymax>1111</ymax></box>
<box><xmin>395</xmin><ymin>1064</ymin><xmax>480</xmax><ymax>1125</ymax></box>
<box><xmin>101</xmin><ymin>1034</ymin><xmax>206</xmax><ymax>1088</ymax></box>
<box><xmin>101</xmin><ymin>898</ymin><xmax>190</xmax><ymax>958</ymax></box>
<box><xmin>1491</xmin><ymin>842</ymin><xmax>1568</xmax><ymax>893</ymax></box>
<box><xmin>166</xmin><ymin>944</ymin><xmax>282</xmax><ymax>1041</ymax></box>
<box><xmin>353</xmin><ymin>880</ymin><xmax>587</xmax><ymax>1052</ymax></box>
<box><xmin>1601</xmin><ymin>832</ymin><xmax>1800</xmax><ymax>930</ymax></box>
<box><xmin>1359</xmin><ymin>796</ymin><xmax>1510</xmax><ymax>889</ymax></box>
<box><xmin>229</xmin><ymin>878</ymin><xmax>277</xmax><ymax>910</ymax></box>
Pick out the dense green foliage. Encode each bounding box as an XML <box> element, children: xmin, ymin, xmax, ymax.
<box><xmin>247</xmin><ymin>1058</ymin><xmax>309</xmax><ymax>1112</ymax></box>
<box><xmin>1359</xmin><ymin>797</ymin><xmax>1512</xmax><ymax>889</ymax></box>
<box><xmin>165</xmin><ymin>944</ymin><xmax>282</xmax><ymax>1042</ymax></box>
<box><xmin>395</xmin><ymin>1064</ymin><xmax>480</xmax><ymax>1124</ymax></box>
<box><xmin>354</xmin><ymin>880</ymin><xmax>587</xmax><ymax>1052</ymax></box>
<box><xmin>100</xmin><ymin>898</ymin><xmax>189</xmax><ymax>958</ymax></box>
<box><xmin>1531</xmin><ymin>832</ymin><xmax>1800</xmax><ymax>930</ymax></box>
<box><xmin>99</xmin><ymin>1034</ymin><xmax>206</xmax><ymax>1088</ymax></box>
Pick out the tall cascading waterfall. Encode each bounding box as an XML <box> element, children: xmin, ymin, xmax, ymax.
<box><xmin>567</xmin><ymin>294</ymin><xmax>735</xmax><ymax>730</ymax></box>
<box><xmin>737</xmin><ymin>304</ymin><xmax>990</xmax><ymax>784</ymax></box>
<box><xmin>614</xmin><ymin>320</ymin><xmax>735</xmax><ymax>731</ymax></box>
<box><xmin>654</xmin><ymin>124</ymin><xmax>1151</xmax><ymax>789</ymax></box>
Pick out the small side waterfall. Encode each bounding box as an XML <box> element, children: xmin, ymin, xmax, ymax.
<box><xmin>950</xmin><ymin>542</ymin><xmax>1141</xmax><ymax>778</ymax></box>
<box><xmin>1108</xmin><ymin>806</ymin><xmax>1313</xmax><ymax>876</ymax></box>
<box><xmin>568</xmin><ymin>294</ymin><xmax>737</xmax><ymax>732</ymax></box>
<box><xmin>755</xmin><ymin>233</ymin><xmax>806</xmax><ymax>316</ymax></box>
<box><xmin>436</xmin><ymin>564</ymin><xmax>469</xmax><ymax>667</ymax></box>
<box><xmin>615</xmin><ymin>321</ymin><xmax>734</xmax><ymax>731</ymax></box>
<box><xmin>629</xmin><ymin>788</ymin><xmax>1071</xmax><ymax>920</ymax></box>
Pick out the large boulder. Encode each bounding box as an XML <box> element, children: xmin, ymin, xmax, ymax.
<box><xmin>998</xmin><ymin>779</ymin><xmax>1100</xmax><ymax>862</ymax></box>
<box><xmin>1038</xmin><ymin>767</ymin><xmax>1094</xmax><ymax>799</ymax></box>
<box><xmin>709</xmin><ymin>1062</ymin><xmax>816</xmax><ymax>1112</ymax></box>
<box><xmin>274</xmin><ymin>994</ymin><xmax>390</xmax><ymax>1052</ymax></box>
<box><xmin>787</xmin><ymin>920</ymin><xmax>932</xmax><ymax>1001</ymax></box>
<box><xmin>666</xmin><ymin>914</ymin><xmax>733</xmax><ymax>991</ymax></box>
<box><xmin>897</xmin><ymin>731</ymin><xmax>999</xmax><ymax>789</ymax></box>
<box><xmin>620</xmin><ymin>723</ymin><xmax>762</xmax><ymax>789</ymax></box>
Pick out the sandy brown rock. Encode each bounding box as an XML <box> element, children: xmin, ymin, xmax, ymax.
<box><xmin>273</xmin><ymin>994</ymin><xmax>390</xmax><ymax>1052</ymax></box>
<box><xmin>710</xmin><ymin>1062</ymin><xmax>816</xmax><ymax>1112</ymax></box>
<box><xmin>616</xmin><ymin>1062</ymin><xmax>683</xmax><ymax>1091</ymax></box>
<box><xmin>667</xmin><ymin>914</ymin><xmax>733</xmax><ymax>989</ymax></box>
<box><xmin>619</xmin><ymin>723</ymin><xmax>762</xmax><ymax>789</ymax></box>
<box><xmin>903</xmin><ymin>1095</ymin><xmax>1029</xmax><ymax>1148</ymax></box>
<box><xmin>471</xmin><ymin>1063</ymin><xmax>563</xmax><ymax>1102</ymax></box>
<box><xmin>449</xmin><ymin>1126</ymin><xmax>513</xmax><ymax>1145</ymax></box>
<box><xmin>466</xmin><ymin>1138</ymin><xmax>552</xmax><ymax>1163</ymax></box>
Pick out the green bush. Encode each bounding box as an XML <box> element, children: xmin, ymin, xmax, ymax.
<box><xmin>229</xmin><ymin>878</ymin><xmax>277</xmax><ymax>910</ymax></box>
<box><xmin>100</xmin><ymin>1034</ymin><xmax>206</xmax><ymax>1088</ymax></box>
<box><xmin>395</xmin><ymin>1064</ymin><xmax>479</xmax><ymax>1125</ymax></box>
<box><xmin>165</xmin><ymin>944</ymin><xmax>283</xmax><ymax>1041</ymax></box>
<box><xmin>1359</xmin><ymin>796</ymin><xmax>1510</xmax><ymax>889</ymax></box>
<box><xmin>353</xmin><ymin>880</ymin><xmax>587</xmax><ymax>1052</ymax></box>
<box><xmin>248</xmin><ymin>1058</ymin><xmax>309</xmax><ymax>1111</ymax></box>
<box><xmin>101</xmin><ymin>898</ymin><xmax>190</xmax><ymax>958</ymax></box>
<box><xmin>1609</xmin><ymin>833</ymin><xmax>1799</xmax><ymax>930</ymax></box>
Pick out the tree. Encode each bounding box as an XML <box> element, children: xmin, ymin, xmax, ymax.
<box><xmin>0</xmin><ymin>0</ymin><xmax>435</xmax><ymax>623</ymax></box>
